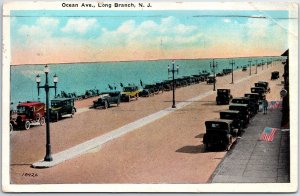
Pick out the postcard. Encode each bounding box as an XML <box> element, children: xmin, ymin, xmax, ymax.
<box><xmin>2</xmin><ymin>1</ymin><xmax>298</xmax><ymax>192</ymax></box>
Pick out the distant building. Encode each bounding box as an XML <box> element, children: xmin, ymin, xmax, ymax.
<box><xmin>281</xmin><ymin>49</ymin><xmax>289</xmax><ymax>127</ymax></box>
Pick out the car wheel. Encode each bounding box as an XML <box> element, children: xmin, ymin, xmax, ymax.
<box><xmin>24</xmin><ymin>121</ymin><xmax>30</xmax><ymax>130</ymax></box>
<box><xmin>226</xmin><ymin>135</ymin><xmax>232</xmax><ymax>151</ymax></box>
<box><xmin>104</xmin><ymin>101</ymin><xmax>108</xmax><ymax>109</ymax></box>
<box><xmin>54</xmin><ymin>113</ymin><xmax>59</xmax><ymax>122</ymax></box>
<box><xmin>10</xmin><ymin>123</ymin><xmax>13</xmax><ymax>133</ymax></box>
<box><xmin>40</xmin><ymin>117</ymin><xmax>45</xmax><ymax>126</ymax></box>
<box><xmin>127</xmin><ymin>96</ymin><xmax>130</xmax><ymax>102</ymax></box>
<box><xmin>71</xmin><ymin>108</ymin><xmax>75</xmax><ymax>117</ymax></box>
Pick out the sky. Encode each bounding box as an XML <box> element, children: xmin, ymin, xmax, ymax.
<box><xmin>10</xmin><ymin>10</ymin><xmax>290</xmax><ymax>65</ymax></box>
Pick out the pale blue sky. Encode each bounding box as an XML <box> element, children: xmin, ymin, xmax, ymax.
<box><xmin>10</xmin><ymin>10</ymin><xmax>290</xmax><ymax>64</ymax></box>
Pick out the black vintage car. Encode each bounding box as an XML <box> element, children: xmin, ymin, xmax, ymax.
<box><xmin>216</xmin><ymin>89</ymin><xmax>233</xmax><ymax>105</ymax></box>
<box><xmin>93</xmin><ymin>91</ymin><xmax>121</xmax><ymax>109</ymax></box>
<box><xmin>50</xmin><ymin>98</ymin><xmax>76</xmax><ymax>122</ymax></box>
<box><xmin>255</xmin><ymin>81</ymin><xmax>270</xmax><ymax>93</ymax></box>
<box><xmin>203</xmin><ymin>119</ymin><xmax>235</xmax><ymax>150</ymax></box>
<box><xmin>242</xmin><ymin>66</ymin><xmax>247</xmax><ymax>71</ymax></box>
<box><xmin>229</xmin><ymin>103</ymin><xmax>250</xmax><ymax>126</ymax></box>
<box><xmin>231</xmin><ymin>97</ymin><xmax>258</xmax><ymax>117</ymax></box>
<box><xmin>223</xmin><ymin>69</ymin><xmax>232</xmax><ymax>75</ymax></box>
<box><xmin>220</xmin><ymin>110</ymin><xmax>244</xmax><ymax>134</ymax></box>
<box><xmin>207</xmin><ymin>76</ymin><xmax>216</xmax><ymax>84</ymax></box>
<box><xmin>271</xmin><ymin>71</ymin><xmax>280</xmax><ymax>80</ymax></box>
<box><xmin>244</xmin><ymin>93</ymin><xmax>260</xmax><ymax>113</ymax></box>
<box><xmin>251</xmin><ymin>87</ymin><xmax>266</xmax><ymax>100</ymax></box>
<box><xmin>139</xmin><ymin>85</ymin><xmax>155</xmax><ymax>97</ymax></box>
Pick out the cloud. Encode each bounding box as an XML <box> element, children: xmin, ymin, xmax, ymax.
<box><xmin>223</xmin><ymin>18</ymin><xmax>231</xmax><ymax>23</ymax></box>
<box><xmin>99</xmin><ymin>16</ymin><xmax>203</xmax><ymax>49</ymax></box>
<box><xmin>61</xmin><ymin>18</ymin><xmax>97</xmax><ymax>34</ymax></box>
<box><xmin>18</xmin><ymin>17</ymin><xmax>59</xmax><ymax>38</ymax></box>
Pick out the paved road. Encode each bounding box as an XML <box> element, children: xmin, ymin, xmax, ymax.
<box><xmin>10</xmin><ymin>62</ymin><xmax>285</xmax><ymax>184</ymax></box>
<box><xmin>211</xmin><ymin>107</ymin><xmax>290</xmax><ymax>183</ymax></box>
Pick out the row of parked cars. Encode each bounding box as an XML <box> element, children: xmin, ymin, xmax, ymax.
<box><xmin>91</xmin><ymin>71</ymin><xmax>216</xmax><ymax>109</ymax></box>
<box><xmin>203</xmin><ymin>80</ymin><xmax>271</xmax><ymax>151</ymax></box>
<box><xmin>10</xmin><ymin>98</ymin><xmax>76</xmax><ymax>132</ymax></box>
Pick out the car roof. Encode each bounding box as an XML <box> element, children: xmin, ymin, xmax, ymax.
<box><xmin>51</xmin><ymin>98</ymin><xmax>74</xmax><ymax>101</ymax></box>
<box><xmin>229</xmin><ymin>103</ymin><xmax>248</xmax><ymax>107</ymax></box>
<box><xmin>220</xmin><ymin>110</ymin><xmax>240</xmax><ymax>114</ymax></box>
<box><xmin>101</xmin><ymin>91</ymin><xmax>120</xmax><ymax>94</ymax></box>
<box><xmin>217</xmin><ymin>89</ymin><xmax>230</xmax><ymax>91</ymax></box>
<box><xmin>206</xmin><ymin>119</ymin><xmax>233</xmax><ymax>123</ymax></box>
<box><xmin>232</xmin><ymin>97</ymin><xmax>249</xmax><ymax>100</ymax></box>
<box><xmin>18</xmin><ymin>101</ymin><xmax>44</xmax><ymax>107</ymax></box>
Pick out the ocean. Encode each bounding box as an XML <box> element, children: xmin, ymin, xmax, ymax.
<box><xmin>10</xmin><ymin>56</ymin><xmax>281</xmax><ymax>108</ymax></box>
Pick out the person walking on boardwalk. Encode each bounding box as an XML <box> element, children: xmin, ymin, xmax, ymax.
<box><xmin>263</xmin><ymin>97</ymin><xmax>269</xmax><ymax>114</ymax></box>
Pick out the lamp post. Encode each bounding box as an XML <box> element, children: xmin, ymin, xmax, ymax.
<box><xmin>168</xmin><ymin>60</ymin><xmax>179</xmax><ymax>108</ymax></box>
<box><xmin>261</xmin><ymin>59</ymin><xmax>264</xmax><ymax>70</ymax></box>
<box><xmin>229</xmin><ymin>59</ymin><xmax>235</xmax><ymax>84</ymax></box>
<box><xmin>35</xmin><ymin>65</ymin><xmax>58</xmax><ymax>162</ymax></box>
<box><xmin>210</xmin><ymin>59</ymin><xmax>218</xmax><ymax>91</ymax></box>
<box><xmin>248</xmin><ymin>59</ymin><xmax>252</xmax><ymax>76</ymax></box>
<box><xmin>255</xmin><ymin>59</ymin><xmax>258</xmax><ymax>74</ymax></box>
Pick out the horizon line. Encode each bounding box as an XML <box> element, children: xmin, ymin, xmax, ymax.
<box><xmin>11</xmin><ymin>55</ymin><xmax>284</xmax><ymax>66</ymax></box>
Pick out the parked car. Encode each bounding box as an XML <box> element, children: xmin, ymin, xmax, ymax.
<box><xmin>139</xmin><ymin>84</ymin><xmax>156</xmax><ymax>97</ymax></box>
<box><xmin>242</xmin><ymin>66</ymin><xmax>247</xmax><ymax>71</ymax></box>
<box><xmin>223</xmin><ymin>69</ymin><xmax>232</xmax><ymax>75</ymax></box>
<box><xmin>219</xmin><ymin>110</ymin><xmax>244</xmax><ymax>134</ymax></box>
<box><xmin>50</xmin><ymin>98</ymin><xmax>76</xmax><ymax>122</ymax></box>
<box><xmin>271</xmin><ymin>71</ymin><xmax>280</xmax><ymax>80</ymax></box>
<box><xmin>251</xmin><ymin>87</ymin><xmax>266</xmax><ymax>100</ymax></box>
<box><xmin>11</xmin><ymin>101</ymin><xmax>45</xmax><ymax>130</ymax></box>
<box><xmin>231</xmin><ymin>97</ymin><xmax>258</xmax><ymax>117</ymax></box>
<box><xmin>207</xmin><ymin>76</ymin><xmax>216</xmax><ymax>84</ymax></box>
<box><xmin>92</xmin><ymin>91</ymin><xmax>121</xmax><ymax>109</ymax></box>
<box><xmin>121</xmin><ymin>86</ymin><xmax>140</xmax><ymax>102</ymax></box>
<box><xmin>244</xmin><ymin>93</ymin><xmax>260</xmax><ymax>114</ymax></box>
<box><xmin>216</xmin><ymin>89</ymin><xmax>233</xmax><ymax>105</ymax></box>
<box><xmin>203</xmin><ymin>119</ymin><xmax>235</xmax><ymax>150</ymax></box>
<box><xmin>255</xmin><ymin>81</ymin><xmax>270</xmax><ymax>93</ymax></box>
<box><xmin>229</xmin><ymin>103</ymin><xmax>250</xmax><ymax>126</ymax></box>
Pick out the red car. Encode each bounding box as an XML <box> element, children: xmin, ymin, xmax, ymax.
<box><xmin>11</xmin><ymin>101</ymin><xmax>45</xmax><ymax>130</ymax></box>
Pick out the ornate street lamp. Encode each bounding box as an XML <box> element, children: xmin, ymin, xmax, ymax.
<box><xmin>168</xmin><ymin>60</ymin><xmax>179</xmax><ymax>108</ymax></box>
<box><xmin>229</xmin><ymin>59</ymin><xmax>235</xmax><ymax>84</ymax></box>
<box><xmin>248</xmin><ymin>59</ymin><xmax>252</xmax><ymax>76</ymax></box>
<box><xmin>35</xmin><ymin>65</ymin><xmax>58</xmax><ymax>162</ymax></box>
<box><xmin>210</xmin><ymin>59</ymin><xmax>218</xmax><ymax>91</ymax></box>
<box><xmin>255</xmin><ymin>59</ymin><xmax>258</xmax><ymax>74</ymax></box>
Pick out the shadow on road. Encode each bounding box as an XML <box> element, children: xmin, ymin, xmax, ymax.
<box><xmin>176</xmin><ymin>144</ymin><xmax>205</xmax><ymax>154</ymax></box>
<box><xmin>195</xmin><ymin>133</ymin><xmax>204</xmax><ymax>138</ymax></box>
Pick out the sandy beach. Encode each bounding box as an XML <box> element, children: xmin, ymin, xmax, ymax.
<box><xmin>10</xmin><ymin>61</ymin><xmax>284</xmax><ymax>184</ymax></box>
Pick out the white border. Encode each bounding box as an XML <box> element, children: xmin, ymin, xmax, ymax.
<box><xmin>2</xmin><ymin>1</ymin><xmax>298</xmax><ymax>192</ymax></box>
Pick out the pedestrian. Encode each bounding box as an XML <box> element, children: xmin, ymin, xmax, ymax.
<box><xmin>263</xmin><ymin>97</ymin><xmax>268</xmax><ymax>114</ymax></box>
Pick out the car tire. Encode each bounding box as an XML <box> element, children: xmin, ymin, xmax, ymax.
<box><xmin>10</xmin><ymin>123</ymin><xmax>13</xmax><ymax>133</ymax></box>
<box><xmin>71</xmin><ymin>108</ymin><xmax>75</xmax><ymax>117</ymax></box>
<box><xmin>24</xmin><ymin>121</ymin><xmax>30</xmax><ymax>130</ymax></box>
<box><xmin>127</xmin><ymin>96</ymin><xmax>130</xmax><ymax>102</ymax></box>
<box><xmin>104</xmin><ymin>101</ymin><xmax>108</xmax><ymax>109</ymax></box>
<box><xmin>54</xmin><ymin>113</ymin><xmax>59</xmax><ymax>122</ymax></box>
<box><xmin>40</xmin><ymin>117</ymin><xmax>45</xmax><ymax>126</ymax></box>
